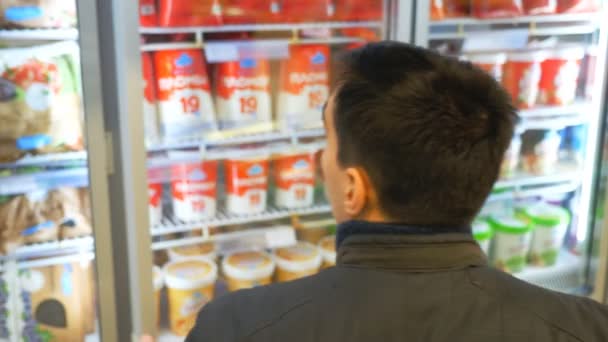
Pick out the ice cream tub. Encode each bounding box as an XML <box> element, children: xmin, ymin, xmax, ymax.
<box><xmin>225</xmin><ymin>156</ymin><xmax>269</xmax><ymax>215</ymax></box>
<box><xmin>171</xmin><ymin>161</ymin><xmax>218</xmax><ymax>222</ymax></box>
<box><xmin>468</xmin><ymin>53</ymin><xmax>506</xmax><ymax>81</ymax></box>
<box><xmin>168</xmin><ymin>242</ymin><xmax>216</xmax><ymax>261</ymax></box>
<box><xmin>502</xmin><ymin>51</ymin><xmax>544</xmax><ymax>109</ymax></box>
<box><xmin>273</xmin><ymin>149</ymin><xmax>316</xmax><ymax>209</ymax></box>
<box><xmin>274</xmin><ymin>241</ymin><xmax>322</xmax><ymax>282</ymax></box>
<box><xmin>522</xmin><ymin>203</ymin><xmax>570</xmax><ymax>266</ymax></box>
<box><xmin>539</xmin><ymin>47</ymin><xmax>584</xmax><ymax>106</ymax></box>
<box><xmin>153</xmin><ymin>265</ymin><xmax>163</xmax><ymax>326</ymax></box>
<box><xmin>473</xmin><ymin>220</ymin><xmax>493</xmax><ymax>255</ymax></box>
<box><xmin>148</xmin><ymin>182</ymin><xmax>163</xmax><ymax>226</ymax></box>
<box><xmin>277</xmin><ymin>45</ymin><xmax>330</xmax><ymax>130</ymax></box>
<box><xmin>164</xmin><ymin>257</ymin><xmax>217</xmax><ymax>336</ymax></box>
<box><xmin>488</xmin><ymin>215</ymin><xmax>531</xmax><ymax>273</ymax></box>
<box><xmin>215</xmin><ymin>58</ymin><xmax>272</xmax><ymax>130</ymax></box>
<box><xmin>222</xmin><ymin>250</ymin><xmax>275</xmax><ymax>291</ymax></box>
<box><xmin>318</xmin><ymin>235</ymin><xmax>336</xmax><ymax>268</ymax></box>
<box><xmin>521</xmin><ymin>129</ymin><xmax>562</xmax><ymax>175</ymax></box>
<box><xmin>153</xmin><ymin>49</ymin><xmax>217</xmax><ymax>140</ymax></box>
<box><xmin>500</xmin><ymin>133</ymin><xmax>522</xmax><ymax>178</ymax></box>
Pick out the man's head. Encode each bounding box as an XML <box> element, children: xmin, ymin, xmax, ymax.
<box><xmin>321</xmin><ymin>41</ymin><xmax>517</xmax><ymax>226</ymax></box>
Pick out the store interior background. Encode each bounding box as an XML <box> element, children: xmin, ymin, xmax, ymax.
<box><xmin>0</xmin><ymin>0</ymin><xmax>607</xmax><ymax>341</ymax></box>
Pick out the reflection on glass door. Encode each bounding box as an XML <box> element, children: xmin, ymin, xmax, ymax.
<box><xmin>0</xmin><ymin>1</ymin><xmax>102</xmax><ymax>341</ymax></box>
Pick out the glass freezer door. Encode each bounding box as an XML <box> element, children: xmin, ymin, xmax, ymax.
<box><xmin>93</xmin><ymin>0</ymin><xmax>413</xmax><ymax>340</ymax></box>
<box><xmin>0</xmin><ymin>0</ymin><xmax>124</xmax><ymax>341</ymax></box>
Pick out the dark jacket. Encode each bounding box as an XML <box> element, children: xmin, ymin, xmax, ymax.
<box><xmin>186</xmin><ymin>221</ymin><xmax>608</xmax><ymax>342</ymax></box>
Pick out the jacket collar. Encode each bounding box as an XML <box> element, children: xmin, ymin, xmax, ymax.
<box><xmin>336</xmin><ymin>220</ymin><xmax>487</xmax><ymax>272</ymax></box>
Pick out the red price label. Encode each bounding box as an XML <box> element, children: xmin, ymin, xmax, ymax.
<box><xmin>239</xmin><ymin>96</ymin><xmax>258</xmax><ymax>115</ymax></box>
<box><xmin>180</xmin><ymin>95</ymin><xmax>201</xmax><ymax>114</ymax></box>
<box><xmin>192</xmin><ymin>200</ymin><xmax>206</xmax><ymax>211</ymax></box>
<box><xmin>308</xmin><ymin>90</ymin><xmax>324</xmax><ymax>109</ymax></box>
<box><xmin>295</xmin><ymin>187</ymin><xmax>307</xmax><ymax>200</ymax></box>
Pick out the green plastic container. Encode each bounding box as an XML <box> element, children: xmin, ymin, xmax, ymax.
<box><xmin>487</xmin><ymin>215</ymin><xmax>531</xmax><ymax>273</ymax></box>
<box><xmin>472</xmin><ymin>220</ymin><xmax>493</xmax><ymax>255</ymax></box>
<box><xmin>522</xmin><ymin>204</ymin><xmax>570</xmax><ymax>267</ymax></box>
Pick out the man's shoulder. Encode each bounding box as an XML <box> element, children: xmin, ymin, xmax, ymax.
<box><xmin>186</xmin><ymin>267</ymin><xmax>337</xmax><ymax>341</ymax></box>
<box><xmin>472</xmin><ymin>266</ymin><xmax>608</xmax><ymax>341</ymax></box>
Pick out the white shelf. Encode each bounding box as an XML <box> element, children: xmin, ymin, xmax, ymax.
<box><xmin>0</xmin><ymin>151</ymin><xmax>87</xmax><ymax>169</ymax></box>
<box><xmin>518</xmin><ymin>102</ymin><xmax>591</xmax><ymax>119</ymax></box>
<box><xmin>430</xmin><ymin>13</ymin><xmax>601</xmax><ymax>26</ymax></box>
<box><xmin>0</xmin><ymin>28</ymin><xmax>78</xmax><ymax>40</ymax></box>
<box><xmin>0</xmin><ymin>167</ymin><xmax>88</xmax><ymax>195</ymax></box>
<box><xmin>0</xmin><ymin>236</ymin><xmax>94</xmax><ymax>262</ymax></box>
<box><xmin>488</xmin><ymin>181</ymin><xmax>580</xmax><ymax>202</ymax></box>
<box><xmin>152</xmin><ymin>204</ymin><xmax>332</xmax><ymax>237</ymax></box>
<box><xmin>141</xmin><ymin>36</ymin><xmax>364</xmax><ymax>52</ymax></box>
<box><xmin>495</xmin><ymin>165</ymin><xmax>579</xmax><ymax>188</ymax></box>
<box><xmin>149</xmin><ymin>128</ymin><xmax>325</xmax><ymax>152</ymax></box>
<box><xmin>140</xmin><ymin>21</ymin><xmax>383</xmax><ymax>35</ymax></box>
<box><xmin>152</xmin><ymin>225</ymin><xmax>297</xmax><ymax>253</ymax></box>
<box><xmin>428</xmin><ymin>12</ymin><xmax>602</xmax><ymax>40</ymax></box>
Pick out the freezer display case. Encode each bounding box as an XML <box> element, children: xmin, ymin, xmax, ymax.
<box><xmin>414</xmin><ymin>0</ymin><xmax>608</xmax><ymax>295</ymax></box>
<box><xmin>98</xmin><ymin>0</ymin><xmax>411</xmax><ymax>340</ymax></box>
<box><xmin>0</xmin><ymin>0</ymin><xmax>125</xmax><ymax>342</ymax></box>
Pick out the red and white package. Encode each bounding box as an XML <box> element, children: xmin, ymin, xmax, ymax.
<box><xmin>215</xmin><ymin>59</ymin><xmax>272</xmax><ymax>130</ymax></box>
<box><xmin>139</xmin><ymin>0</ymin><xmax>158</xmax><ymax>26</ymax></box>
<box><xmin>171</xmin><ymin>161</ymin><xmax>218</xmax><ymax>222</ymax></box>
<box><xmin>335</xmin><ymin>0</ymin><xmax>383</xmax><ymax>21</ymax></box>
<box><xmin>273</xmin><ymin>150</ymin><xmax>316</xmax><ymax>209</ymax></box>
<box><xmin>222</xmin><ymin>0</ymin><xmax>282</xmax><ymax>24</ymax></box>
<box><xmin>142</xmin><ymin>52</ymin><xmax>159</xmax><ymax>146</ymax></box>
<box><xmin>502</xmin><ymin>51</ymin><xmax>544</xmax><ymax>109</ymax></box>
<box><xmin>277</xmin><ymin>45</ymin><xmax>330</xmax><ymax>130</ymax></box>
<box><xmin>431</xmin><ymin>0</ymin><xmax>446</xmax><ymax>20</ymax></box>
<box><xmin>581</xmin><ymin>46</ymin><xmax>598</xmax><ymax>101</ymax></box>
<box><xmin>282</xmin><ymin>0</ymin><xmax>336</xmax><ymax>22</ymax></box>
<box><xmin>148</xmin><ymin>183</ymin><xmax>163</xmax><ymax>226</ymax></box>
<box><xmin>158</xmin><ymin>0</ymin><xmax>222</xmax><ymax>26</ymax></box>
<box><xmin>557</xmin><ymin>0</ymin><xmax>600</xmax><ymax>13</ymax></box>
<box><xmin>153</xmin><ymin>50</ymin><xmax>217</xmax><ymax>141</ymax></box>
<box><xmin>539</xmin><ymin>47</ymin><xmax>583</xmax><ymax>106</ymax></box>
<box><xmin>225</xmin><ymin>157</ymin><xmax>269</xmax><ymax>215</ymax></box>
<box><xmin>523</xmin><ymin>0</ymin><xmax>557</xmax><ymax>14</ymax></box>
<box><xmin>471</xmin><ymin>0</ymin><xmax>523</xmax><ymax>18</ymax></box>
<box><xmin>468</xmin><ymin>53</ymin><xmax>507</xmax><ymax>81</ymax></box>
<box><xmin>444</xmin><ymin>0</ymin><xmax>471</xmax><ymax>17</ymax></box>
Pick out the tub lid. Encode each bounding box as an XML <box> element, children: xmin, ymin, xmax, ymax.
<box><xmin>163</xmin><ymin>257</ymin><xmax>217</xmax><ymax>290</ymax></box>
<box><xmin>472</xmin><ymin>220</ymin><xmax>493</xmax><ymax>241</ymax></box>
<box><xmin>524</xmin><ymin>203</ymin><xmax>570</xmax><ymax>227</ymax></box>
<box><xmin>222</xmin><ymin>250</ymin><xmax>275</xmax><ymax>281</ymax></box>
<box><xmin>488</xmin><ymin>215</ymin><xmax>530</xmax><ymax>234</ymax></box>
<box><xmin>318</xmin><ymin>235</ymin><xmax>337</xmax><ymax>263</ymax></box>
<box><xmin>274</xmin><ymin>241</ymin><xmax>322</xmax><ymax>272</ymax></box>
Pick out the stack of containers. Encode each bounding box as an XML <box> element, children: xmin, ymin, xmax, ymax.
<box><xmin>465</xmin><ymin>44</ymin><xmax>594</xmax><ymax>180</ymax></box>
<box><xmin>473</xmin><ymin>200</ymin><xmax>572</xmax><ymax>273</ymax></box>
<box><xmin>431</xmin><ymin>0</ymin><xmax>600</xmax><ymax>21</ymax></box>
<box><xmin>147</xmin><ymin>145</ymin><xmax>321</xmax><ymax>225</ymax></box>
<box><xmin>140</xmin><ymin>0</ymin><xmax>383</xmax><ymax>27</ymax></box>
<box><xmin>154</xmin><ymin>235</ymin><xmax>338</xmax><ymax>332</ymax></box>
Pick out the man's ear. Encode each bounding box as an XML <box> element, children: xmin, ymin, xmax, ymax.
<box><xmin>343</xmin><ymin>167</ymin><xmax>372</xmax><ymax>218</ymax></box>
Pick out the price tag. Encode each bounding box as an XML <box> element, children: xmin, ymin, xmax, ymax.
<box><xmin>204</xmin><ymin>42</ymin><xmax>239</xmax><ymax>62</ymax></box>
<box><xmin>462</xmin><ymin>29</ymin><xmax>528</xmax><ymax>53</ymax></box>
<box><xmin>265</xmin><ymin>227</ymin><xmax>296</xmax><ymax>249</ymax></box>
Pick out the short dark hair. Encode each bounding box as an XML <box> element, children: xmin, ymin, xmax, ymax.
<box><xmin>333</xmin><ymin>41</ymin><xmax>517</xmax><ymax>226</ymax></box>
